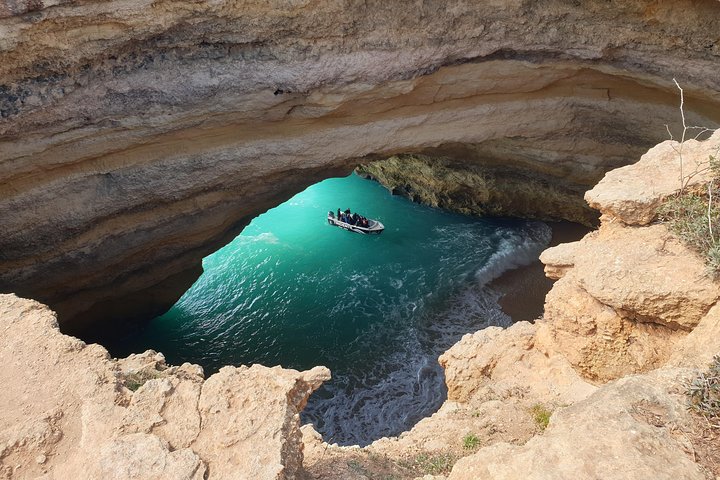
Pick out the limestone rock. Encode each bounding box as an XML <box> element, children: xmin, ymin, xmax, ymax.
<box><xmin>0</xmin><ymin>294</ymin><xmax>329</xmax><ymax>480</ymax></box>
<box><xmin>586</xmin><ymin>129</ymin><xmax>720</xmax><ymax>225</ymax></box>
<box><xmin>439</xmin><ymin>322</ymin><xmax>595</xmax><ymax>405</ymax></box>
<box><xmin>2</xmin><ymin>1</ymin><xmax>720</xmax><ymax>329</ymax></box>
<box><xmin>542</xmin><ymin>223</ymin><xmax>718</xmax><ymax>330</ymax></box>
<box><xmin>538</xmin><ymin>238</ymin><xmax>584</xmax><ymax>280</ymax></box>
<box><xmin>193</xmin><ymin>364</ymin><xmax>330</xmax><ymax>480</ymax></box>
<box><xmin>668</xmin><ymin>302</ymin><xmax>720</xmax><ymax>370</ymax></box>
<box><xmin>447</xmin><ymin>369</ymin><xmax>707</xmax><ymax>480</ymax></box>
<box><xmin>538</xmin><ymin>277</ymin><xmax>684</xmax><ymax>382</ymax></box>
<box><xmin>91</xmin><ymin>434</ymin><xmax>206</xmax><ymax>480</ymax></box>
<box><xmin>538</xmin><ymin>132</ymin><xmax>720</xmax><ymax>384</ymax></box>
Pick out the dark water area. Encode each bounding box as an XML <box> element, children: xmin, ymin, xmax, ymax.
<box><xmin>104</xmin><ymin>173</ymin><xmax>552</xmax><ymax>446</ymax></box>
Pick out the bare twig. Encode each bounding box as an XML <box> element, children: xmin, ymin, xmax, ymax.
<box><xmin>673</xmin><ymin>78</ymin><xmax>687</xmax><ymax>192</ymax></box>
<box><xmin>709</xmin><ymin>179</ymin><xmax>715</xmax><ymax>241</ymax></box>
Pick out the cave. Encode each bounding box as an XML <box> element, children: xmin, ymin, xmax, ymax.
<box><xmin>1</xmin><ymin>0</ymin><xmax>720</xmax><ymax>333</ymax></box>
<box><xmin>3</xmin><ymin>0</ymin><xmax>720</xmax><ymax>477</ymax></box>
<box><xmin>3</xmin><ymin>64</ymin><xmax>719</xmax><ymax>337</ymax></box>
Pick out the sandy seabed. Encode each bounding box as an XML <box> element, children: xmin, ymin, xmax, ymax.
<box><xmin>490</xmin><ymin>221</ymin><xmax>591</xmax><ymax>323</ymax></box>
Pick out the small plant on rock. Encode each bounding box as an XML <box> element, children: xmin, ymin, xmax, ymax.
<box><xmin>403</xmin><ymin>452</ymin><xmax>457</xmax><ymax>476</ymax></box>
<box><xmin>462</xmin><ymin>432</ymin><xmax>481</xmax><ymax>450</ymax></box>
<box><xmin>687</xmin><ymin>355</ymin><xmax>720</xmax><ymax>427</ymax></box>
<box><xmin>530</xmin><ymin>403</ymin><xmax>552</xmax><ymax>431</ymax></box>
<box><xmin>123</xmin><ymin>369</ymin><xmax>162</xmax><ymax>392</ymax></box>
<box><xmin>658</xmin><ymin>79</ymin><xmax>720</xmax><ymax>276</ymax></box>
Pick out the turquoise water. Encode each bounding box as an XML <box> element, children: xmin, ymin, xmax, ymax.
<box><xmin>106</xmin><ymin>173</ymin><xmax>551</xmax><ymax>445</ymax></box>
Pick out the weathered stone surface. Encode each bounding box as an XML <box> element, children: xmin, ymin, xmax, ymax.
<box><xmin>538</xmin><ymin>136</ymin><xmax>720</xmax><ymax>383</ymax></box>
<box><xmin>543</xmin><ymin>223</ymin><xmax>719</xmax><ymax>330</ymax></box>
<box><xmin>2</xmin><ymin>1</ymin><xmax>720</xmax><ymax>329</ymax></box>
<box><xmin>447</xmin><ymin>369</ymin><xmax>707</xmax><ymax>480</ymax></box>
<box><xmin>539</xmin><ymin>238</ymin><xmax>584</xmax><ymax>280</ymax></box>
<box><xmin>357</xmin><ymin>154</ymin><xmax>599</xmax><ymax>226</ymax></box>
<box><xmin>668</xmin><ymin>302</ymin><xmax>720</xmax><ymax>370</ymax></box>
<box><xmin>586</xmin><ymin>129</ymin><xmax>720</xmax><ymax>225</ymax></box>
<box><xmin>193</xmin><ymin>365</ymin><xmax>330</xmax><ymax>480</ymax></box>
<box><xmin>0</xmin><ymin>294</ymin><xmax>329</xmax><ymax>480</ymax></box>
<box><xmin>439</xmin><ymin>322</ymin><xmax>596</xmax><ymax>405</ymax></box>
<box><xmin>89</xmin><ymin>434</ymin><xmax>206</xmax><ymax>480</ymax></box>
<box><xmin>538</xmin><ymin>276</ymin><xmax>684</xmax><ymax>383</ymax></box>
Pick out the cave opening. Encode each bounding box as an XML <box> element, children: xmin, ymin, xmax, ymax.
<box><xmin>90</xmin><ymin>168</ymin><xmax>574</xmax><ymax>446</ymax></box>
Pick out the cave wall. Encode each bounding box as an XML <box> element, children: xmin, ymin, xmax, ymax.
<box><xmin>1</xmin><ymin>0</ymin><xmax>720</xmax><ymax>331</ymax></box>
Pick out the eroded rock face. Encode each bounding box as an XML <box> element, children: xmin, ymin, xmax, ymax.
<box><xmin>537</xmin><ymin>132</ymin><xmax>720</xmax><ymax>383</ymax></box>
<box><xmin>586</xmin><ymin>129</ymin><xmax>720</xmax><ymax>225</ymax></box>
<box><xmin>538</xmin><ymin>276</ymin><xmax>685</xmax><ymax>383</ymax></box>
<box><xmin>438</xmin><ymin>322</ymin><xmax>595</xmax><ymax>405</ymax></box>
<box><xmin>2</xmin><ymin>1</ymin><xmax>720</xmax><ymax>330</ymax></box>
<box><xmin>0</xmin><ymin>294</ymin><xmax>330</xmax><ymax>480</ymax></box>
<box><xmin>357</xmin><ymin>154</ymin><xmax>600</xmax><ymax>226</ymax></box>
<box><xmin>448</xmin><ymin>369</ymin><xmax>708</xmax><ymax>480</ymax></box>
<box><xmin>542</xmin><ymin>222</ymin><xmax>719</xmax><ymax>330</ymax></box>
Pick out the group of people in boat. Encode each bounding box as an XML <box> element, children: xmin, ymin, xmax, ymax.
<box><xmin>330</xmin><ymin>208</ymin><xmax>371</xmax><ymax>228</ymax></box>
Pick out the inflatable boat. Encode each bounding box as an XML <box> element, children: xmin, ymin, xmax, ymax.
<box><xmin>327</xmin><ymin>212</ymin><xmax>384</xmax><ymax>234</ymax></box>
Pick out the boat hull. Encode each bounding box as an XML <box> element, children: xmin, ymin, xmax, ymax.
<box><xmin>328</xmin><ymin>216</ymin><xmax>384</xmax><ymax>234</ymax></box>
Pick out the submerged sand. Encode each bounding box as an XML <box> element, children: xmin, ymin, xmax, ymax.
<box><xmin>490</xmin><ymin>221</ymin><xmax>591</xmax><ymax>323</ymax></box>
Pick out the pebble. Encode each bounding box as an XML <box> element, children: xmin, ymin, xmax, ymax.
<box><xmin>35</xmin><ymin>454</ymin><xmax>47</xmax><ymax>465</ymax></box>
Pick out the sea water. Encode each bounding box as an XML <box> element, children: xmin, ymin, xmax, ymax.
<box><xmin>106</xmin><ymin>173</ymin><xmax>551</xmax><ymax>446</ymax></box>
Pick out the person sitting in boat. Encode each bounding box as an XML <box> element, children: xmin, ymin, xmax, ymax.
<box><xmin>337</xmin><ymin>208</ymin><xmax>341</xmax><ymax>219</ymax></box>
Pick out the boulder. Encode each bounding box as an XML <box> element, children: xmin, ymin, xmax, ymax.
<box><xmin>585</xmin><ymin>129</ymin><xmax>720</xmax><ymax>225</ymax></box>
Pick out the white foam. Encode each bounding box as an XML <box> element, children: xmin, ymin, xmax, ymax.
<box><xmin>474</xmin><ymin>222</ymin><xmax>552</xmax><ymax>286</ymax></box>
<box><xmin>302</xmin><ymin>221</ymin><xmax>553</xmax><ymax>446</ymax></box>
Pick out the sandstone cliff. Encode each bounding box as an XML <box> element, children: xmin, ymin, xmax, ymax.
<box><xmin>2</xmin><ymin>0</ymin><xmax>720</xmax><ymax>330</ymax></box>
<box><xmin>2</xmin><ymin>131</ymin><xmax>720</xmax><ymax>479</ymax></box>
<box><xmin>0</xmin><ymin>294</ymin><xmax>330</xmax><ymax>479</ymax></box>
<box><xmin>441</xmin><ymin>129</ymin><xmax>720</xmax><ymax>479</ymax></box>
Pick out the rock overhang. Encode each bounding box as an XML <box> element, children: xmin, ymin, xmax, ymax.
<box><xmin>1</xmin><ymin>0</ymin><xmax>720</xmax><ymax>330</ymax></box>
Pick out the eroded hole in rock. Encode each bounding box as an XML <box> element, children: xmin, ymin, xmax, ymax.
<box><xmin>93</xmin><ymin>170</ymin><xmax>575</xmax><ymax>446</ymax></box>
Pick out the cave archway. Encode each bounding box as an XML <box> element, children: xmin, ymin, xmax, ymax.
<box><xmin>2</xmin><ymin>60</ymin><xmax>719</xmax><ymax>338</ymax></box>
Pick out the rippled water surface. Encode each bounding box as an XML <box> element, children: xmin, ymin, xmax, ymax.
<box><xmin>106</xmin><ymin>173</ymin><xmax>551</xmax><ymax>445</ymax></box>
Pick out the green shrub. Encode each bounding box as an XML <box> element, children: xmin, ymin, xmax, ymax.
<box><xmin>658</xmin><ymin>156</ymin><xmax>720</xmax><ymax>275</ymax></box>
<box><xmin>687</xmin><ymin>356</ymin><xmax>720</xmax><ymax>427</ymax></box>
<box><xmin>123</xmin><ymin>370</ymin><xmax>162</xmax><ymax>392</ymax></box>
<box><xmin>530</xmin><ymin>403</ymin><xmax>552</xmax><ymax>431</ymax></box>
<box><xmin>462</xmin><ymin>433</ymin><xmax>481</xmax><ymax>450</ymax></box>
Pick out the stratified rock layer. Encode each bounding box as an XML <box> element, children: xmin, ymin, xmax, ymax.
<box><xmin>2</xmin><ymin>1</ymin><xmax>720</xmax><ymax>330</ymax></box>
<box><xmin>0</xmin><ymin>294</ymin><xmax>330</xmax><ymax>480</ymax></box>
